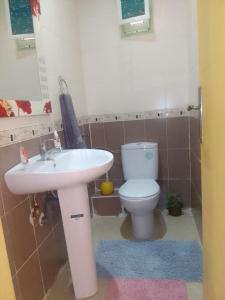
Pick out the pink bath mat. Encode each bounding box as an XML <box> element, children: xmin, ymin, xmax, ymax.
<box><xmin>106</xmin><ymin>279</ymin><xmax>187</xmax><ymax>300</ymax></box>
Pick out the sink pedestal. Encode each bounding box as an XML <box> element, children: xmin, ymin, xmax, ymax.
<box><xmin>58</xmin><ymin>185</ymin><xmax>97</xmax><ymax>299</ymax></box>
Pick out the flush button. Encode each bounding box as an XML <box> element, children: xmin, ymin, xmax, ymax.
<box><xmin>71</xmin><ymin>214</ymin><xmax>84</xmax><ymax>219</ymax></box>
<box><xmin>145</xmin><ymin>152</ymin><xmax>153</xmax><ymax>160</ymax></box>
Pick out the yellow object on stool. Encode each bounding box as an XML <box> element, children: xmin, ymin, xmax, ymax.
<box><xmin>100</xmin><ymin>181</ymin><xmax>114</xmax><ymax>195</ymax></box>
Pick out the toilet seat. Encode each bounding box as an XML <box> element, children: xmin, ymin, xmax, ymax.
<box><xmin>119</xmin><ymin>179</ymin><xmax>160</xmax><ymax>200</ymax></box>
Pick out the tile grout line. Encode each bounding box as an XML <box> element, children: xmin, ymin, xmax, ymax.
<box><xmin>12</xmin><ymin>273</ymin><xmax>23</xmax><ymax>300</ymax></box>
<box><xmin>191</xmin><ymin>180</ymin><xmax>202</xmax><ymax>200</ymax></box>
<box><xmin>4</xmin><ymin>196</ymin><xmax>28</xmax><ymax>217</ymax></box>
<box><xmin>191</xmin><ymin>148</ymin><xmax>201</xmax><ymax>163</ymax></box>
<box><xmin>14</xmin><ymin>200</ymin><xmax>61</xmax><ymax>291</ymax></box>
<box><xmin>31</xmin><ymin>199</ymin><xmax>46</xmax><ymax>296</ymax></box>
<box><xmin>0</xmin><ymin>109</ymin><xmax>189</xmax><ymax>148</ymax></box>
<box><xmin>15</xmin><ymin>248</ymin><xmax>38</xmax><ymax>275</ymax></box>
<box><xmin>2</xmin><ymin>204</ymin><xmax>17</xmax><ymax>276</ymax></box>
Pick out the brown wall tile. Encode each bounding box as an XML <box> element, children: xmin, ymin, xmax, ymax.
<box><xmin>167</xmin><ymin>117</ymin><xmax>189</xmax><ymax>149</ymax></box>
<box><xmin>0</xmin><ymin>143</ymin><xmax>20</xmax><ymax>174</ymax></box>
<box><xmin>157</xmin><ymin>180</ymin><xmax>169</xmax><ymax>208</ymax></box>
<box><xmin>0</xmin><ymin>143</ymin><xmax>25</xmax><ymax>213</ymax></box>
<box><xmin>58</xmin><ymin>131</ymin><xmax>65</xmax><ymax>148</ymax></box>
<box><xmin>88</xmin><ymin>182</ymin><xmax>95</xmax><ymax>197</ymax></box>
<box><xmin>33</xmin><ymin>193</ymin><xmax>53</xmax><ymax>247</ymax></box>
<box><xmin>90</xmin><ymin>123</ymin><xmax>105</xmax><ymax>149</ymax></box>
<box><xmin>83</xmin><ymin>123</ymin><xmax>91</xmax><ymax>148</ymax></box>
<box><xmin>88</xmin><ymin>184</ymin><xmax>95</xmax><ymax>216</ymax></box>
<box><xmin>38</xmin><ymin>223</ymin><xmax>67</xmax><ymax>293</ymax></box>
<box><xmin>79</xmin><ymin>125</ymin><xmax>84</xmax><ymax>138</ymax></box>
<box><xmin>22</xmin><ymin>138</ymin><xmax>40</xmax><ymax>157</ymax></box>
<box><xmin>108</xmin><ymin>152</ymin><xmax>123</xmax><ymax>180</ymax></box>
<box><xmin>191</xmin><ymin>152</ymin><xmax>201</xmax><ymax>198</ymax></box>
<box><xmin>1</xmin><ymin>216</ymin><xmax>16</xmax><ymax>276</ymax></box>
<box><xmin>17</xmin><ymin>253</ymin><xmax>44</xmax><ymax>300</ymax></box>
<box><xmin>168</xmin><ymin>149</ymin><xmax>190</xmax><ymax>179</ymax></box>
<box><xmin>190</xmin><ymin>111</ymin><xmax>202</xmax><ymax>230</ymax></box>
<box><xmin>38</xmin><ymin>232</ymin><xmax>60</xmax><ymax>292</ymax></box>
<box><xmin>0</xmin><ymin>188</ymin><xmax>4</xmax><ymax>216</ymax></box>
<box><xmin>13</xmin><ymin>276</ymin><xmax>22</xmax><ymax>300</ymax></box>
<box><xmin>190</xmin><ymin>114</ymin><xmax>201</xmax><ymax>159</ymax></box>
<box><xmin>53</xmin><ymin>222</ymin><xmax>68</xmax><ymax>266</ymax></box>
<box><xmin>51</xmin><ymin>201</ymin><xmax>62</xmax><ymax>227</ymax></box>
<box><xmin>111</xmin><ymin>179</ymin><xmax>125</xmax><ymax>189</ymax></box>
<box><xmin>7</xmin><ymin>200</ymin><xmax>36</xmax><ymax>270</ymax></box>
<box><xmin>104</xmin><ymin>121</ymin><xmax>125</xmax><ymax>150</ymax></box>
<box><xmin>0</xmin><ymin>177</ymin><xmax>25</xmax><ymax>214</ymax></box>
<box><xmin>191</xmin><ymin>182</ymin><xmax>202</xmax><ymax>210</ymax></box>
<box><xmin>169</xmin><ymin>179</ymin><xmax>191</xmax><ymax>207</ymax></box>
<box><xmin>79</xmin><ymin>124</ymin><xmax>90</xmax><ymax>148</ymax></box>
<box><xmin>145</xmin><ymin>118</ymin><xmax>167</xmax><ymax>149</ymax></box>
<box><xmin>158</xmin><ymin>150</ymin><xmax>168</xmax><ymax>179</ymax></box>
<box><xmin>39</xmin><ymin>133</ymin><xmax>54</xmax><ymax>146</ymax></box>
<box><xmin>93</xmin><ymin>196</ymin><xmax>122</xmax><ymax>216</ymax></box>
<box><xmin>124</xmin><ymin>120</ymin><xmax>145</xmax><ymax>143</ymax></box>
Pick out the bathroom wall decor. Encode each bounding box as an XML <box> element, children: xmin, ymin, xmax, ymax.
<box><xmin>0</xmin><ymin>118</ymin><xmax>62</xmax><ymax>147</ymax></box>
<box><xmin>0</xmin><ymin>99</ymin><xmax>52</xmax><ymax>118</ymax></box>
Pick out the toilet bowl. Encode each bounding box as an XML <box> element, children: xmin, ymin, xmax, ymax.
<box><xmin>119</xmin><ymin>142</ymin><xmax>160</xmax><ymax>240</ymax></box>
<box><xmin>119</xmin><ymin>179</ymin><xmax>160</xmax><ymax>239</ymax></box>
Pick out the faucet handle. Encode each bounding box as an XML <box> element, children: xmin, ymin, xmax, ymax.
<box><xmin>53</xmin><ymin>130</ymin><xmax>62</xmax><ymax>150</ymax></box>
<box><xmin>39</xmin><ymin>143</ymin><xmax>46</xmax><ymax>157</ymax></box>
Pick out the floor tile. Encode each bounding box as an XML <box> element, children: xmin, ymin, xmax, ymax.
<box><xmin>187</xmin><ymin>283</ymin><xmax>203</xmax><ymax>300</ymax></box>
<box><xmin>45</xmin><ymin>211</ymin><xmax>202</xmax><ymax>300</ymax></box>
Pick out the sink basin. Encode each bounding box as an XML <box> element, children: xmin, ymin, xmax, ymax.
<box><xmin>5</xmin><ymin>148</ymin><xmax>113</xmax><ymax>299</ymax></box>
<box><xmin>5</xmin><ymin>149</ymin><xmax>113</xmax><ymax>194</ymax></box>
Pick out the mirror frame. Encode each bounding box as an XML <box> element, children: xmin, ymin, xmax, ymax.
<box><xmin>0</xmin><ymin>1</ymin><xmax>52</xmax><ymax>118</ymax></box>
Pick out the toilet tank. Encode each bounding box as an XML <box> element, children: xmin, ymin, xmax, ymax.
<box><xmin>121</xmin><ymin>142</ymin><xmax>158</xmax><ymax>180</ymax></box>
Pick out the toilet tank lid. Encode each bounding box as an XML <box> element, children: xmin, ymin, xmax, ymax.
<box><xmin>122</xmin><ymin>142</ymin><xmax>158</xmax><ymax>150</ymax></box>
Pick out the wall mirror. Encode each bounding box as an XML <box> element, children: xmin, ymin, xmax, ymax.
<box><xmin>0</xmin><ymin>0</ymin><xmax>51</xmax><ymax>118</ymax></box>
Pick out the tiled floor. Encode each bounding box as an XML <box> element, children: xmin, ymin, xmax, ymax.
<box><xmin>44</xmin><ymin>210</ymin><xmax>202</xmax><ymax>300</ymax></box>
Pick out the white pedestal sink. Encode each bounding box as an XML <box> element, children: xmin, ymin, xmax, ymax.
<box><xmin>5</xmin><ymin>149</ymin><xmax>113</xmax><ymax>299</ymax></box>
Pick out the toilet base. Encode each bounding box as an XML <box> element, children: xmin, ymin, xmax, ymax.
<box><xmin>131</xmin><ymin>212</ymin><xmax>154</xmax><ymax>240</ymax></box>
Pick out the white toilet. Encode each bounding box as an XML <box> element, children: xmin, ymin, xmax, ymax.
<box><xmin>119</xmin><ymin>142</ymin><xmax>160</xmax><ymax>240</ymax></box>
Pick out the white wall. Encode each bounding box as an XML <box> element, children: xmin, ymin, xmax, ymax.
<box><xmin>77</xmin><ymin>0</ymin><xmax>199</xmax><ymax>115</ymax></box>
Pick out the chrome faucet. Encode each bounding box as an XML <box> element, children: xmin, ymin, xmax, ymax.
<box><xmin>39</xmin><ymin>139</ymin><xmax>62</xmax><ymax>161</ymax></box>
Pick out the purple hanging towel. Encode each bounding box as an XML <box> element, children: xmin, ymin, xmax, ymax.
<box><xmin>59</xmin><ymin>93</ymin><xmax>86</xmax><ymax>149</ymax></box>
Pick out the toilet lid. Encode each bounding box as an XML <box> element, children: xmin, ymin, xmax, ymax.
<box><xmin>119</xmin><ymin>179</ymin><xmax>160</xmax><ymax>199</ymax></box>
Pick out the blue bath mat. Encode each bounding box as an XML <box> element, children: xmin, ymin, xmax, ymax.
<box><xmin>96</xmin><ymin>240</ymin><xmax>202</xmax><ymax>282</ymax></box>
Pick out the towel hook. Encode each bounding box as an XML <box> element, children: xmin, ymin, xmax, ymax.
<box><xmin>58</xmin><ymin>76</ymin><xmax>69</xmax><ymax>94</ymax></box>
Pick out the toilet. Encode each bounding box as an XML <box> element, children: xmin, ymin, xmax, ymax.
<box><xmin>119</xmin><ymin>142</ymin><xmax>160</xmax><ymax>240</ymax></box>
